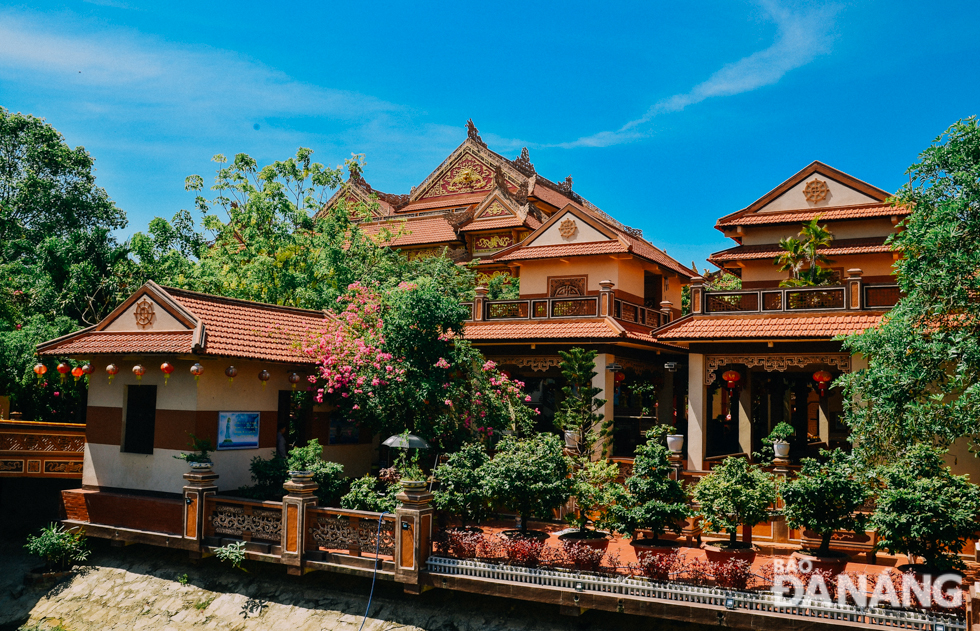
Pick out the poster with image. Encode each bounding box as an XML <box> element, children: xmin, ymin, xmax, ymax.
<box><xmin>217</xmin><ymin>412</ymin><xmax>260</xmax><ymax>450</ymax></box>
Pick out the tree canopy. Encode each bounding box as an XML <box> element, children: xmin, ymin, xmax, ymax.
<box><xmin>840</xmin><ymin>118</ymin><xmax>980</xmax><ymax>464</ymax></box>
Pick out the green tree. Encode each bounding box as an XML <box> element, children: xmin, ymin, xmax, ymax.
<box><xmin>432</xmin><ymin>442</ymin><xmax>492</xmax><ymax>527</ymax></box>
<box><xmin>781</xmin><ymin>449</ymin><xmax>871</xmax><ymax>556</ymax></box>
<box><xmin>871</xmin><ymin>444</ymin><xmax>980</xmax><ymax>572</ymax></box>
<box><xmin>553</xmin><ymin>348</ymin><xmax>610</xmax><ymax>461</ymax></box>
<box><xmin>481</xmin><ymin>434</ymin><xmax>572</xmax><ymax>533</ymax></box>
<box><xmin>608</xmin><ymin>427</ymin><xmax>689</xmax><ymax>540</ymax></box>
<box><xmin>840</xmin><ymin>118</ymin><xmax>980</xmax><ymax>464</ymax></box>
<box><xmin>774</xmin><ymin>217</ymin><xmax>835</xmax><ymax>287</ymax></box>
<box><xmin>692</xmin><ymin>457</ymin><xmax>776</xmax><ymax>548</ymax></box>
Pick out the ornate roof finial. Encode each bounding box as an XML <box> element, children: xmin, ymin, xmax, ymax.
<box><xmin>466</xmin><ymin>119</ymin><xmax>485</xmax><ymax>146</ymax></box>
<box><xmin>513</xmin><ymin>147</ymin><xmax>535</xmax><ymax>176</ymax></box>
<box><xmin>493</xmin><ymin>165</ymin><xmax>508</xmax><ymax>190</ymax></box>
<box><xmin>558</xmin><ymin>175</ymin><xmax>573</xmax><ymax>194</ymax></box>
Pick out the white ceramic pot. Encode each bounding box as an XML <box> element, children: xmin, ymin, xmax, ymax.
<box><xmin>189</xmin><ymin>461</ymin><xmax>213</xmax><ymax>471</ymax></box>
<box><xmin>564</xmin><ymin>430</ymin><xmax>580</xmax><ymax>449</ymax></box>
<box><xmin>666</xmin><ymin>434</ymin><xmax>684</xmax><ymax>454</ymax></box>
<box><xmin>773</xmin><ymin>440</ymin><xmax>791</xmax><ymax>458</ymax></box>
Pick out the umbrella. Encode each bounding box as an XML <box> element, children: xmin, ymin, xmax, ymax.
<box><xmin>382</xmin><ymin>434</ymin><xmax>431</xmax><ymax>449</ymax></box>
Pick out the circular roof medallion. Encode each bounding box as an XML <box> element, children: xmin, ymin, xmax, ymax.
<box><xmin>559</xmin><ymin>218</ymin><xmax>578</xmax><ymax>238</ymax></box>
<box><xmin>803</xmin><ymin>179</ymin><xmax>830</xmax><ymax>203</ymax></box>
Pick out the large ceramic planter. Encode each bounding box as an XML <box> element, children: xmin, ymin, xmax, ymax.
<box><xmin>630</xmin><ymin>539</ymin><xmax>680</xmax><ymax>563</ymax></box>
<box><xmin>792</xmin><ymin>550</ymin><xmax>848</xmax><ymax>576</ymax></box>
<box><xmin>558</xmin><ymin>531</ymin><xmax>610</xmax><ymax>551</ymax></box>
<box><xmin>667</xmin><ymin>434</ymin><xmax>684</xmax><ymax>454</ymax></box>
<box><xmin>400</xmin><ymin>480</ymin><xmax>427</xmax><ymax>491</ymax></box>
<box><xmin>189</xmin><ymin>461</ymin><xmax>213</xmax><ymax>472</ymax></box>
<box><xmin>773</xmin><ymin>441</ymin><xmax>791</xmax><ymax>458</ymax></box>
<box><xmin>702</xmin><ymin>542</ymin><xmax>757</xmax><ymax>565</ymax></box>
<box><xmin>500</xmin><ymin>529</ymin><xmax>550</xmax><ymax>543</ymax></box>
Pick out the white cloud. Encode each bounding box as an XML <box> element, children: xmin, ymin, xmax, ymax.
<box><xmin>559</xmin><ymin>0</ymin><xmax>839</xmax><ymax>148</ymax></box>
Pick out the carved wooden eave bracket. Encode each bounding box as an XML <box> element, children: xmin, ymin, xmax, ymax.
<box><xmin>704</xmin><ymin>353</ymin><xmax>852</xmax><ymax>384</ymax></box>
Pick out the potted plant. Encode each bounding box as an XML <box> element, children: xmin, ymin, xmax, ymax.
<box><xmin>553</xmin><ymin>348</ymin><xmax>611</xmax><ymax>461</ymax></box>
<box><xmin>692</xmin><ymin>456</ymin><xmax>776</xmax><ymax>563</ymax></box>
<box><xmin>286</xmin><ymin>439</ymin><xmax>345</xmax><ymax>505</ymax></box>
<box><xmin>781</xmin><ymin>448</ymin><xmax>870</xmax><ymax>574</ymax></box>
<box><xmin>559</xmin><ymin>460</ymin><xmax>620</xmax><ymax>550</ymax></box>
<box><xmin>481</xmin><ymin>433</ymin><xmax>571</xmax><ymax>540</ymax></box>
<box><xmin>871</xmin><ymin>444</ymin><xmax>980</xmax><ymax>575</ymax></box>
<box><xmin>173</xmin><ymin>434</ymin><xmax>214</xmax><ymax>470</ymax></box>
<box><xmin>433</xmin><ymin>442</ymin><xmax>492</xmax><ymax>531</ymax></box>
<box><xmin>392</xmin><ymin>447</ymin><xmax>427</xmax><ymax>491</ymax></box>
<box><xmin>753</xmin><ymin>421</ymin><xmax>795</xmax><ymax>464</ymax></box>
<box><xmin>24</xmin><ymin>523</ymin><xmax>90</xmax><ymax>584</ymax></box>
<box><xmin>608</xmin><ymin>427</ymin><xmax>690</xmax><ymax>561</ymax></box>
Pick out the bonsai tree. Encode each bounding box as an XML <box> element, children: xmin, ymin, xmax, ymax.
<box><xmin>608</xmin><ymin>427</ymin><xmax>689</xmax><ymax>540</ymax></box>
<box><xmin>554</xmin><ymin>348</ymin><xmax>611</xmax><ymax>462</ymax></box>
<box><xmin>172</xmin><ymin>433</ymin><xmax>214</xmax><ymax>464</ymax></box>
<box><xmin>565</xmin><ymin>459</ymin><xmax>620</xmax><ymax>536</ymax></box>
<box><xmin>781</xmin><ymin>448</ymin><xmax>871</xmax><ymax>557</ymax></box>
<box><xmin>871</xmin><ymin>444</ymin><xmax>980</xmax><ymax>573</ymax></box>
<box><xmin>341</xmin><ymin>475</ymin><xmax>398</xmax><ymax>513</ymax></box>
<box><xmin>481</xmin><ymin>433</ymin><xmax>571</xmax><ymax>534</ymax></box>
<box><xmin>433</xmin><ymin>442</ymin><xmax>492</xmax><ymax>528</ymax></box>
<box><xmin>752</xmin><ymin>421</ymin><xmax>795</xmax><ymax>465</ymax></box>
<box><xmin>693</xmin><ymin>457</ymin><xmax>776</xmax><ymax>548</ymax></box>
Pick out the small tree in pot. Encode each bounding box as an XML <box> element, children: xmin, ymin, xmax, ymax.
<box><xmin>782</xmin><ymin>448</ymin><xmax>870</xmax><ymax>564</ymax></box>
<box><xmin>693</xmin><ymin>457</ymin><xmax>776</xmax><ymax>561</ymax></box>
<box><xmin>608</xmin><ymin>427</ymin><xmax>689</xmax><ymax>557</ymax></box>
<box><xmin>752</xmin><ymin>422</ymin><xmax>795</xmax><ymax>465</ymax></box>
<box><xmin>871</xmin><ymin>444</ymin><xmax>980</xmax><ymax>574</ymax></box>
<box><xmin>481</xmin><ymin>433</ymin><xmax>571</xmax><ymax>537</ymax></box>
<box><xmin>554</xmin><ymin>348</ymin><xmax>611</xmax><ymax>460</ymax></box>
<box><xmin>433</xmin><ymin>442</ymin><xmax>492</xmax><ymax>530</ymax></box>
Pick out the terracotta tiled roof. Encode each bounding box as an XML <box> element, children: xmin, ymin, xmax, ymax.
<box><xmin>165</xmin><ymin>288</ymin><xmax>325</xmax><ymax>363</ymax></box>
<box><xmin>614</xmin><ymin>230</ymin><xmax>696</xmax><ymax>277</ymax></box>
<box><xmin>655</xmin><ymin>312</ymin><xmax>884</xmax><ymax>341</ymax></box>
<box><xmin>359</xmin><ymin>215</ymin><xmax>461</xmax><ymax>246</ymax></box>
<box><xmin>464</xmin><ymin>319</ymin><xmax>624</xmax><ymax>341</ymax></box>
<box><xmin>709</xmin><ymin>237</ymin><xmax>891</xmax><ymax>263</ymax></box>
<box><xmin>531</xmin><ymin>183</ymin><xmax>573</xmax><ymax>209</ymax></box>
<box><xmin>716</xmin><ymin>203</ymin><xmax>909</xmax><ymax>228</ymax></box>
<box><xmin>38</xmin><ymin>331</ymin><xmax>195</xmax><ymax>356</ymax></box>
<box><xmin>494</xmin><ymin>240</ymin><xmax>630</xmax><ymax>262</ymax></box>
<box><xmin>398</xmin><ymin>193</ymin><xmax>487</xmax><ymax>213</ymax></box>
<box><xmin>38</xmin><ymin>284</ymin><xmax>326</xmax><ymax>364</ymax></box>
<box><xmin>458</xmin><ymin>214</ymin><xmax>542</xmax><ymax>232</ymax></box>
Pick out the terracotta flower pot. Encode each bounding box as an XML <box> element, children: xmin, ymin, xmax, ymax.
<box><xmin>630</xmin><ymin>539</ymin><xmax>680</xmax><ymax>563</ymax></box>
<box><xmin>702</xmin><ymin>542</ymin><xmax>757</xmax><ymax>564</ymax></box>
<box><xmin>792</xmin><ymin>550</ymin><xmax>849</xmax><ymax>576</ymax></box>
<box><xmin>558</xmin><ymin>531</ymin><xmax>610</xmax><ymax>551</ymax></box>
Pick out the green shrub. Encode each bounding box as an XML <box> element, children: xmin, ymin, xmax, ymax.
<box><xmin>871</xmin><ymin>444</ymin><xmax>980</xmax><ymax>572</ymax></box>
<box><xmin>608</xmin><ymin>427</ymin><xmax>688</xmax><ymax>539</ymax></box>
<box><xmin>781</xmin><ymin>448</ymin><xmax>870</xmax><ymax>556</ymax></box>
<box><xmin>24</xmin><ymin>523</ymin><xmax>90</xmax><ymax>571</ymax></box>
<box><xmin>693</xmin><ymin>457</ymin><xmax>775</xmax><ymax>548</ymax></box>
<box><xmin>481</xmin><ymin>433</ymin><xmax>571</xmax><ymax>533</ymax></box>
<box><xmin>214</xmin><ymin>540</ymin><xmax>246</xmax><ymax>570</ymax></box>
<box><xmin>238</xmin><ymin>439</ymin><xmax>344</xmax><ymax>505</ymax></box>
<box><xmin>341</xmin><ymin>475</ymin><xmax>397</xmax><ymax>513</ymax></box>
<box><xmin>433</xmin><ymin>442</ymin><xmax>491</xmax><ymax>526</ymax></box>
<box><xmin>172</xmin><ymin>433</ymin><xmax>213</xmax><ymax>464</ymax></box>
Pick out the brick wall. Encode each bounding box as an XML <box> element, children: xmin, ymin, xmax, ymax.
<box><xmin>62</xmin><ymin>488</ymin><xmax>183</xmax><ymax>535</ymax></box>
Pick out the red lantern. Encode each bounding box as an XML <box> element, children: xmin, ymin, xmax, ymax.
<box><xmin>132</xmin><ymin>364</ymin><xmax>145</xmax><ymax>382</ymax></box>
<box><xmin>57</xmin><ymin>362</ymin><xmax>70</xmax><ymax>383</ymax></box>
<box><xmin>161</xmin><ymin>362</ymin><xmax>175</xmax><ymax>385</ymax></box>
<box><xmin>722</xmin><ymin>370</ymin><xmax>741</xmax><ymax>389</ymax></box>
<box><xmin>258</xmin><ymin>369</ymin><xmax>271</xmax><ymax>387</ymax></box>
<box><xmin>81</xmin><ymin>363</ymin><xmax>94</xmax><ymax>375</ymax></box>
<box><xmin>613</xmin><ymin>372</ymin><xmax>626</xmax><ymax>384</ymax></box>
<box><xmin>813</xmin><ymin>370</ymin><xmax>833</xmax><ymax>397</ymax></box>
<box><xmin>33</xmin><ymin>363</ymin><xmax>47</xmax><ymax>382</ymax></box>
<box><xmin>106</xmin><ymin>363</ymin><xmax>119</xmax><ymax>384</ymax></box>
<box><xmin>190</xmin><ymin>362</ymin><xmax>204</xmax><ymax>384</ymax></box>
<box><xmin>288</xmin><ymin>372</ymin><xmax>302</xmax><ymax>390</ymax></box>
<box><xmin>71</xmin><ymin>366</ymin><xmax>84</xmax><ymax>382</ymax></box>
<box><xmin>225</xmin><ymin>366</ymin><xmax>237</xmax><ymax>383</ymax></box>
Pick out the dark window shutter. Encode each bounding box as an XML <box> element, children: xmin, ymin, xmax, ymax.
<box><xmin>123</xmin><ymin>385</ymin><xmax>157</xmax><ymax>454</ymax></box>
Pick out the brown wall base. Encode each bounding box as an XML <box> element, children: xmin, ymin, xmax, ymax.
<box><xmin>62</xmin><ymin>489</ymin><xmax>183</xmax><ymax>535</ymax></box>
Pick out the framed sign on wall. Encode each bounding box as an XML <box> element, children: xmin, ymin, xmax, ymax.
<box><xmin>217</xmin><ymin>412</ymin><xmax>260</xmax><ymax>450</ymax></box>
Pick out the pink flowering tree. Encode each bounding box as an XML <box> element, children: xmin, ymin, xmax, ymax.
<box><xmin>301</xmin><ymin>278</ymin><xmax>535</xmax><ymax>448</ymax></box>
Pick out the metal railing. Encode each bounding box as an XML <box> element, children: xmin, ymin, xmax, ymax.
<box><xmin>702</xmin><ymin>284</ymin><xmax>900</xmax><ymax>314</ymax></box>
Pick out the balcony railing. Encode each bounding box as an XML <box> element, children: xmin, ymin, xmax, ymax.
<box><xmin>464</xmin><ymin>294</ymin><xmax>668</xmax><ymax>329</ymax></box>
<box><xmin>701</xmin><ymin>283</ymin><xmax>899</xmax><ymax>314</ymax></box>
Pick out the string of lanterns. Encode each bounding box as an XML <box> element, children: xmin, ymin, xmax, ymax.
<box><xmin>36</xmin><ymin>360</ymin><xmax>304</xmax><ymax>388</ymax></box>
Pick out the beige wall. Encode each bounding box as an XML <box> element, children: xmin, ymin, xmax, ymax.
<box><xmin>103</xmin><ymin>297</ymin><xmax>190</xmax><ymax>332</ymax></box>
<box><xmin>757</xmin><ymin>176</ymin><xmax>880</xmax><ymax>213</ymax></box>
<box><xmin>518</xmin><ymin>258</ymin><xmax>631</xmax><ymax>295</ymax></box>
<box><xmin>738</xmin><ymin>253</ymin><xmax>897</xmax><ymax>285</ymax></box>
<box><xmin>740</xmin><ymin>218</ymin><xmax>898</xmax><ymax>246</ymax></box>
<box><xmin>532</xmin><ymin>217</ymin><xmax>610</xmax><ymax>246</ymax></box>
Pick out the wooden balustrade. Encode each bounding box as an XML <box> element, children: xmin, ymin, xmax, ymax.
<box><xmin>701</xmin><ymin>283</ymin><xmax>900</xmax><ymax>314</ymax></box>
<box><xmin>304</xmin><ymin>506</ymin><xmax>396</xmax><ymax>558</ymax></box>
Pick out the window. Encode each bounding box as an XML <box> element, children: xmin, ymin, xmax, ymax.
<box><xmin>122</xmin><ymin>385</ymin><xmax>156</xmax><ymax>454</ymax></box>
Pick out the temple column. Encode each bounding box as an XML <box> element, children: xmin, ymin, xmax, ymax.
<box><xmin>658</xmin><ymin>366</ymin><xmax>675</xmax><ymax>428</ymax></box>
<box><xmin>738</xmin><ymin>373</ymin><xmax>753</xmax><ymax>455</ymax></box>
<box><xmin>687</xmin><ymin>353</ymin><xmax>708</xmax><ymax>471</ymax></box>
<box><xmin>592</xmin><ymin>353</ymin><xmax>616</xmax><ymax>458</ymax></box>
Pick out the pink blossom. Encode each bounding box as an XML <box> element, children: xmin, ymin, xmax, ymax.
<box><xmin>482</xmin><ymin>360</ymin><xmax>496</xmax><ymax>372</ymax></box>
<box><xmin>434</xmin><ymin>357</ymin><xmax>451</xmax><ymax>369</ymax></box>
<box><xmin>444</xmin><ymin>399</ymin><xmax>452</xmax><ymax>407</ymax></box>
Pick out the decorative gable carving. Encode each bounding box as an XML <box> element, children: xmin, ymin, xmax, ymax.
<box><xmin>475</xmin><ymin>199</ymin><xmax>515</xmax><ymax>219</ymax></box>
<box><xmin>102</xmin><ymin>294</ymin><xmax>193</xmax><ymax>333</ymax></box>
<box><xmin>419</xmin><ymin>153</ymin><xmax>495</xmax><ymax>198</ymax></box>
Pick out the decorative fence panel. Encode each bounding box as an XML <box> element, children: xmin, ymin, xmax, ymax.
<box><xmin>305</xmin><ymin>507</ymin><xmax>395</xmax><ymax>557</ymax></box>
<box><xmin>205</xmin><ymin>497</ymin><xmax>283</xmax><ymax>542</ymax></box>
<box><xmin>864</xmin><ymin>285</ymin><xmax>901</xmax><ymax>308</ymax></box>
<box><xmin>427</xmin><ymin>557</ymin><xmax>965</xmax><ymax>631</ymax></box>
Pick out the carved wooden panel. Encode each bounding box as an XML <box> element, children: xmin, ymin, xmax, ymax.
<box><xmin>548</xmin><ymin>276</ymin><xmax>586</xmax><ymax>297</ymax></box>
<box><xmin>211</xmin><ymin>504</ymin><xmax>283</xmax><ymax>542</ymax></box>
<box><xmin>0</xmin><ymin>432</ymin><xmax>85</xmax><ymax>453</ymax></box>
<box><xmin>310</xmin><ymin>514</ymin><xmax>395</xmax><ymax>556</ymax></box>
<box><xmin>704</xmin><ymin>354</ymin><xmax>851</xmax><ymax>384</ymax></box>
<box><xmin>476</xmin><ymin>200</ymin><xmax>512</xmax><ymax>218</ymax></box>
<box><xmin>473</xmin><ymin>233</ymin><xmax>514</xmax><ymax>253</ymax></box>
<box><xmin>421</xmin><ymin>154</ymin><xmax>494</xmax><ymax>198</ymax></box>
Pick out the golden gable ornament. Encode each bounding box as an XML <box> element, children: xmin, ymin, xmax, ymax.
<box><xmin>133</xmin><ymin>298</ymin><xmax>155</xmax><ymax>328</ymax></box>
<box><xmin>803</xmin><ymin>179</ymin><xmax>830</xmax><ymax>203</ymax></box>
<box><xmin>559</xmin><ymin>218</ymin><xmax>578</xmax><ymax>238</ymax></box>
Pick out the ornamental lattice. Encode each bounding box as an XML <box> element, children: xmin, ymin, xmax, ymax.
<box><xmin>211</xmin><ymin>504</ymin><xmax>283</xmax><ymax>542</ymax></box>
<box><xmin>310</xmin><ymin>515</ymin><xmax>395</xmax><ymax>556</ymax></box>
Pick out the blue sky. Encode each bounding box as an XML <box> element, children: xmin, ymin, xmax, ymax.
<box><xmin>2</xmin><ymin>0</ymin><xmax>978</xmax><ymax>269</ymax></box>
